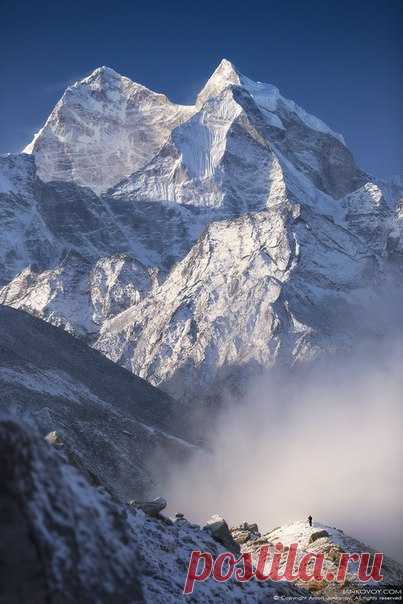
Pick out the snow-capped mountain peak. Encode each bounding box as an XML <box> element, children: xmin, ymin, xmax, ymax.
<box><xmin>84</xmin><ymin>64</ymin><xmax>122</xmax><ymax>81</ymax></box>
<box><xmin>197</xmin><ymin>58</ymin><xmax>345</xmax><ymax>144</ymax></box>
<box><xmin>2</xmin><ymin>60</ymin><xmax>402</xmax><ymax>404</ymax></box>
<box><xmin>196</xmin><ymin>58</ymin><xmax>241</xmax><ymax>105</ymax></box>
<box><xmin>23</xmin><ymin>66</ymin><xmax>193</xmax><ymax>193</ymax></box>
<box><xmin>23</xmin><ymin>60</ymin><xmax>348</xmax><ymax>196</ymax></box>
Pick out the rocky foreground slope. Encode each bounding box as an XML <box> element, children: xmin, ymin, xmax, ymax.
<box><xmin>1</xmin><ymin>416</ymin><xmax>401</xmax><ymax>603</ymax></box>
<box><xmin>0</xmin><ymin>305</ymin><xmax>196</xmax><ymax>499</ymax></box>
<box><xmin>1</xmin><ymin>59</ymin><xmax>402</xmax><ymax>403</ymax></box>
<box><xmin>0</xmin><ymin>416</ymin><xmax>316</xmax><ymax>604</ymax></box>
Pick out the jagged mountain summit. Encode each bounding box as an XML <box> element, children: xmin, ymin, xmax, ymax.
<box><xmin>195</xmin><ymin>59</ymin><xmax>345</xmax><ymax>141</ymax></box>
<box><xmin>110</xmin><ymin>58</ymin><xmax>366</xmax><ymax>208</ymax></box>
<box><xmin>24</xmin><ymin>59</ymin><xmax>357</xmax><ymax>199</ymax></box>
<box><xmin>1</xmin><ymin>59</ymin><xmax>402</xmax><ymax>402</ymax></box>
<box><xmin>24</xmin><ymin>66</ymin><xmax>193</xmax><ymax>194</ymax></box>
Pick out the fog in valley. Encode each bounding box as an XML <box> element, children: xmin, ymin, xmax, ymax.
<box><xmin>161</xmin><ymin>341</ymin><xmax>403</xmax><ymax>562</ymax></box>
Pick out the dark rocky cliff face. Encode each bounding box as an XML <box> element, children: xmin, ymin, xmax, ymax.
<box><xmin>0</xmin><ymin>417</ymin><xmax>145</xmax><ymax>604</ymax></box>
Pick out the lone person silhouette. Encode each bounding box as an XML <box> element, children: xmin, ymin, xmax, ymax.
<box><xmin>308</xmin><ymin>515</ymin><xmax>312</xmax><ymax>527</ymax></box>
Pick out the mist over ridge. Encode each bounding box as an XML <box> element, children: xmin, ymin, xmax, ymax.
<box><xmin>162</xmin><ymin>338</ymin><xmax>403</xmax><ymax>562</ymax></box>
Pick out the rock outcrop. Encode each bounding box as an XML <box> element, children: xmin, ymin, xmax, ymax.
<box><xmin>203</xmin><ymin>515</ymin><xmax>241</xmax><ymax>556</ymax></box>
<box><xmin>232</xmin><ymin>522</ymin><xmax>261</xmax><ymax>545</ymax></box>
<box><xmin>0</xmin><ymin>417</ymin><xmax>145</xmax><ymax>604</ymax></box>
<box><xmin>129</xmin><ymin>497</ymin><xmax>168</xmax><ymax>518</ymax></box>
<box><xmin>309</xmin><ymin>529</ymin><xmax>330</xmax><ymax>544</ymax></box>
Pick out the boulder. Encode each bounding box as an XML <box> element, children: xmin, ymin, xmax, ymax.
<box><xmin>203</xmin><ymin>515</ymin><xmax>240</xmax><ymax>556</ymax></box>
<box><xmin>129</xmin><ymin>496</ymin><xmax>167</xmax><ymax>517</ymax></box>
<box><xmin>231</xmin><ymin>522</ymin><xmax>261</xmax><ymax>545</ymax></box>
<box><xmin>309</xmin><ymin>529</ymin><xmax>329</xmax><ymax>544</ymax></box>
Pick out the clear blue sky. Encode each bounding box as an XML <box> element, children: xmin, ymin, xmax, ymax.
<box><xmin>0</xmin><ymin>0</ymin><xmax>401</xmax><ymax>177</ymax></box>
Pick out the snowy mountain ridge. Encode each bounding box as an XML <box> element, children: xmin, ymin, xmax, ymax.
<box><xmin>24</xmin><ymin>59</ymin><xmax>346</xmax><ymax>195</ymax></box>
<box><xmin>1</xmin><ymin>59</ymin><xmax>402</xmax><ymax>402</ymax></box>
<box><xmin>3</xmin><ymin>416</ymin><xmax>401</xmax><ymax>603</ymax></box>
<box><xmin>0</xmin><ymin>305</ymin><xmax>196</xmax><ymax>499</ymax></box>
<box><xmin>196</xmin><ymin>59</ymin><xmax>345</xmax><ymax>143</ymax></box>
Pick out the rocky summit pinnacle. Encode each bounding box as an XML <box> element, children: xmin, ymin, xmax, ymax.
<box><xmin>196</xmin><ymin>58</ymin><xmax>241</xmax><ymax>105</ymax></box>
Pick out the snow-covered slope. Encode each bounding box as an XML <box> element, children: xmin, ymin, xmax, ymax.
<box><xmin>95</xmin><ymin>190</ymin><xmax>402</xmax><ymax>401</ymax></box>
<box><xmin>110</xmin><ymin>60</ymin><xmax>367</xmax><ymax>209</ymax></box>
<box><xmin>0</xmin><ymin>305</ymin><xmax>196</xmax><ymax>500</ymax></box>
<box><xmin>0</xmin><ymin>251</ymin><xmax>157</xmax><ymax>339</ymax></box>
<box><xmin>0</xmin><ymin>154</ymin><xmax>211</xmax><ymax>338</ymax></box>
<box><xmin>2</xmin><ymin>60</ymin><xmax>402</xmax><ymax>402</ymax></box>
<box><xmin>2</xmin><ymin>417</ymin><xmax>401</xmax><ymax>602</ymax></box>
<box><xmin>0</xmin><ymin>416</ymin><xmax>316</xmax><ymax>603</ymax></box>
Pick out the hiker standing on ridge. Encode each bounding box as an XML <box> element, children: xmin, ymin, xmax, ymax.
<box><xmin>308</xmin><ymin>515</ymin><xmax>312</xmax><ymax>527</ymax></box>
